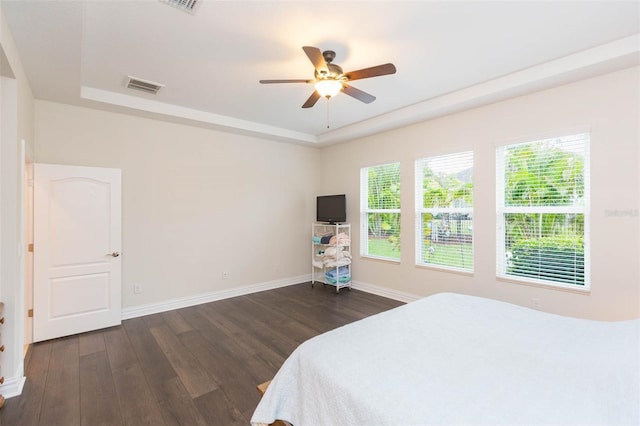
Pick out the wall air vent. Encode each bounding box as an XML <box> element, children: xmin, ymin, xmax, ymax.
<box><xmin>126</xmin><ymin>76</ymin><xmax>164</xmax><ymax>95</ymax></box>
<box><xmin>159</xmin><ymin>0</ymin><xmax>200</xmax><ymax>13</ymax></box>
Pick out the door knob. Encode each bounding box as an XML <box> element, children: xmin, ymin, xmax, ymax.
<box><xmin>107</xmin><ymin>251</ymin><xmax>120</xmax><ymax>257</ymax></box>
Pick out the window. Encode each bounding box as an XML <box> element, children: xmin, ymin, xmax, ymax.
<box><xmin>415</xmin><ymin>151</ymin><xmax>473</xmax><ymax>271</ymax></box>
<box><xmin>360</xmin><ymin>162</ymin><xmax>401</xmax><ymax>261</ymax></box>
<box><xmin>496</xmin><ymin>133</ymin><xmax>589</xmax><ymax>289</ymax></box>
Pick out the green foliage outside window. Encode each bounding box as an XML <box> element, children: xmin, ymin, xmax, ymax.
<box><xmin>509</xmin><ymin>235</ymin><xmax>585</xmax><ymax>285</ymax></box>
<box><xmin>502</xmin><ymin>138</ymin><xmax>586</xmax><ymax>286</ymax></box>
<box><xmin>419</xmin><ymin>152</ymin><xmax>473</xmax><ymax>270</ymax></box>
<box><xmin>366</xmin><ymin>163</ymin><xmax>400</xmax><ymax>259</ymax></box>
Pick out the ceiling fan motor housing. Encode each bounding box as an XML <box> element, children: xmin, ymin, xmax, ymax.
<box><xmin>315</xmin><ymin>63</ymin><xmax>344</xmax><ymax>80</ymax></box>
<box><xmin>314</xmin><ymin>50</ymin><xmax>344</xmax><ymax>80</ymax></box>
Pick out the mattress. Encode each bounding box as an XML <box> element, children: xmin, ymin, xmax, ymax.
<box><xmin>251</xmin><ymin>292</ymin><xmax>640</xmax><ymax>425</ymax></box>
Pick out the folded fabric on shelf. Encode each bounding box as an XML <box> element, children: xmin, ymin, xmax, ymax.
<box><xmin>325</xmin><ymin>265</ymin><xmax>350</xmax><ymax>280</ymax></box>
<box><xmin>320</xmin><ymin>233</ymin><xmax>333</xmax><ymax>244</ymax></box>
<box><xmin>329</xmin><ymin>232</ymin><xmax>351</xmax><ymax>246</ymax></box>
<box><xmin>323</xmin><ymin>257</ymin><xmax>351</xmax><ymax>268</ymax></box>
<box><xmin>322</xmin><ymin>246</ymin><xmax>351</xmax><ymax>259</ymax></box>
<box><xmin>324</xmin><ymin>274</ymin><xmax>351</xmax><ymax>284</ymax></box>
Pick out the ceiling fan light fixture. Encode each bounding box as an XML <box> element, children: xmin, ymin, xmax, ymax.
<box><xmin>259</xmin><ymin>46</ymin><xmax>395</xmax><ymax>109</ymax></box>
<box><xmin>315</xmin><ymin>79</ymin><xmax>342</xmax><ymax>98</ymax></box>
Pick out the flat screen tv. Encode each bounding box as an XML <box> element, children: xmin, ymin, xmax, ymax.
<box><xmin>316</xmin><ymin>194</ymin><xmax>346</xmax><ymax>224</ymax></box>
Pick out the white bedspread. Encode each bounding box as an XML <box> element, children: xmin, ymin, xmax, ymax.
<box><xmin>251</xmin><ymin>293</ymin><xmax>639</xmax><ymax>426</ymax></box>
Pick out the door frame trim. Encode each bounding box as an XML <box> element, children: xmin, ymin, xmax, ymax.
<box><xmin>21</xmin><ymin>139</ymin><xmax>34</xmax><ymax>348</ymax></box>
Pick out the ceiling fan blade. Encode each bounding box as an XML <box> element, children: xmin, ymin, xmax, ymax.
<box><xmin>302</xmin><ymin>46</ymin><xmax>328</xmax><ymax>74</ymax></box>
<box><xmin>302</xmin><ymin>90</ymin><xmax>321</xmax><ymax>108</ymax></box>
<box><xmin>345</xmin><ymin>63</ymin><xmax>396</xmax><ymax>81</ymax></box>
<box><xmin>342</xmin><ymin>84</ymin><xmax>376</xmax><ymax>104</ymax></box>
<box><xmin>259</xmin><ymin>79</ymin><xmax>311</xmax><ymax>84</ymax></box>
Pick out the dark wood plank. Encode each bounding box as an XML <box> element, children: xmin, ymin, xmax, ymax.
<box><xmin>142</xmin><ymin>313</ymin><xmax>166</xmax><ymax>329</ymax></box>
<box><xmin>197</xmin><ymin>302</ymin><xmax>291</xmax><ymax>368</ymax></box>
<box><xmin>225</xmin><ymin>294</ymin><xmax>320</xmax><ymax>345</ymax></box>
<box><xmin>150</xmin><ymin>324</ymin><xmax>218</xmax><ymax>398</ymax></box>
<box><xmin>121</xmin><ymin>317</ymin><xmax>177</xmax><ymax>389</ymax></box>
<box><xmin>103</xmin><ymin>326</ymin><xmax>137</xmax><ymax>371</ymax></box>
<box><xmin>78</xmin><ymin>330</ymin><xmax>106</xmax><ymax>357</ymax></box>
<box><xmin>154</xmin><ymin>377</ymin><xmax>209</xmax><ymax>426</ymax></box>
<box><xmin>248</xmin><ymin>285</ymin><xmax>356</xmax><ymax>333</ymax></box>
<box><xmin>123</xmin><ymin>317</ymin><xmax>209</xmax><ymax>426</ymax></box>
<box><xmin>178</xmin><ymin>305</ymin><xmax>284</xmax><ymax>377</ymax></box>
<box><xmin>111</xmin><ymin>363</ymin><xmax>166</xmax><ymax>426</ymax></box>
<box><xmin>0</xmin><ymin>340</ymin><xmax>53</xmax><ymax>425</ymax></box>
<box><xmin>79</xmin><ymin>351</ymin><xmax>123</xmax><ymax>425</ymax></box>
<box><xmin>161</xmin><ymin>310</ymin><xmax>193</xmax><ymax>335</ymax></box>
<box><xmin>38</xmin><ymin>336</ymin><xmax>81</xmax><ymax>426</ymax></box>
<box><xmin>193</xmin><ymin>388</ymin><xmax>247</xmax><ymax>426</ymax></box>
<box><xmin>177</xmin><ymin>328</ymin><xmax>265</xmax><ymax>416</ymax></box>
<box><xmin>199</xmin><ymin>298</ymin><xmax>302</xmax><ymax>370</ymax></box>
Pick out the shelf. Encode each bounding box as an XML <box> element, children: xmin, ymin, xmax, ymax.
<box><xmin>311</xmin><ymin>223</ymin><xmax>351</xmax><ymax>293</ymax></box>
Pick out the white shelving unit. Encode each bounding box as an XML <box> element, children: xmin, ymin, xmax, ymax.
<box><xmin>311</xmin><ymin>223</ymin><xmax>351</xmax><ymax>293</ymax></box>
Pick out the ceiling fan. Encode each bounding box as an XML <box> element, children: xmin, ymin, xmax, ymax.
<box><xmin>259</xmin><ymin>46</ymin><xmax>396</xmax><ymax>108</ymax></box>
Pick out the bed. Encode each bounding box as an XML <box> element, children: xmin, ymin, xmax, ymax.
<box><xmin>251</xmin><ymin>293</ymin><xmax>639</xmax><ymax>425</ymax></box>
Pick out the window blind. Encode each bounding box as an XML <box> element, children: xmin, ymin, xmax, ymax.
<box><xmin>415</xmin><ymin>151</ymin><xmax>473</xmax><ymax>271</ymax></box>
<box><xmin>496</xmin><ymin>133</ymin><xmax>589</xmax><ymax>288</ymax></box>
<box><xmin>360</xmin><ymin>162</ymin><xmax>401</xmax><ymax>260</ymax></box>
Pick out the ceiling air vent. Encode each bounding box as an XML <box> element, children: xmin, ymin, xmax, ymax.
<box><xmin>159</xmin><ymin>0</ymin><xmax>199</xmax><ymax>13</ymax></box>
<box><xmin>126</xmin><ymin>76</ymin><xmax>164</xmax><ymax>95</ymax></box>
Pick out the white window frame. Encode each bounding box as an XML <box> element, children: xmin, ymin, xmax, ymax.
<box><xmin>360</xmin><ymin>162</ymin><xmax>401</xmax><ymax>262</ymax></box>
<box><xmin>496</xmin><ymin>133</ymin><xmax>590</xmax><ymax>290</ymax></box>
<box><xmin>415</xmin><ymin>151</ymin><xmax>474</xmax><ymax>273</ymax></box>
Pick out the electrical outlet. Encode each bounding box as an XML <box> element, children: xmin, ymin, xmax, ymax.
<box><xmin>134</xmin><ymin>284</ymin><xmax>142</xmax><ymax>294</ymax></box>
<box><xmin>531</xmin><ymin>298</ymin><xmax>541</xmax><ymax>310</ymax></box>
<box><xmin>222</xmin><ymin>271</ymin><xmax>229</xmax><ymax>279</ymax></box>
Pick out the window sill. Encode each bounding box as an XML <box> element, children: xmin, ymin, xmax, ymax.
<box><xmin>415</xmin><ymin>263</ymin><xmax>474</xmax><ymax>277</ymax></box>
<box><xmin>496</xmin><ymin>275</ymin><xmax>591</xmax><ymax>294</ymax></box>
<box><xmin>360</xmin><ymin>255</ymin><xmax>401</xmax><ymax>265</ymax></box>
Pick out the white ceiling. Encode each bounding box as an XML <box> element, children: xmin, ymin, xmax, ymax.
<box><xmin>2</xmin><ymin>0</ymin><xmax>639</xmax><ymax>145</ymax></box>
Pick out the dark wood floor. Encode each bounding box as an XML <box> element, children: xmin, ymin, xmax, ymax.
<box><xmin>0</xmin><ymin>283</ymin><xmax>403</xmax><ymax>426</ymax></box>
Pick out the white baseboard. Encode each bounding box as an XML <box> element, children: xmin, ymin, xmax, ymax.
<box><xmin>0</xmin><ymin>361</ymin><xmax>25</xmax><ymax>399</ymax></box>
<box><xmin>122</xmin><ymin>276</ymin><xmax>420</xmax><ymax>320</ymax></box>
<box><xmin>351</xmin><ymin>280</ymin><xmax>421</xmax><ymax>303</ymax></box>
<box><xmin>122</xmin><ymin>274</ymin><xmax>311</xmax><ymax>320</ymax></box>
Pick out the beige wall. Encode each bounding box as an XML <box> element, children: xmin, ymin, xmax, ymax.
<box><xmin>320</xmin><ymin>67</ymin><xmax>640</xmax><ymax>321</ymax></box>
<box><xmin>35</xmin><ymin>101</ymin><xmax>320</xmax><ymax>308</ymax></box>
<box><xmin>34</xmin><ymin>68</ymin><xmax>640</xmax><ymax>321</ymax></box>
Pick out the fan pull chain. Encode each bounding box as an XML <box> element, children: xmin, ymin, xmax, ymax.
<box><xmin>326</xmin><ymin>98</ymin><xmax>331</xmax><ymax>129</ymax></box>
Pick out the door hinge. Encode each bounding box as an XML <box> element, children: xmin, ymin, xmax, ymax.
<box><xmin>28</xmin><ymin>243</ymin><xmax>34</xmax><ymax>252</ymax></box>
<box><xmin>28</xmin><ymin>308</ymin><xmax>33</xmax><ymax>318</ymax></box>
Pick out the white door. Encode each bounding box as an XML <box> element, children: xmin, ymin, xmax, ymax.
<box><xmin>33</xmin><ymin>163</ymin><xmax>122</xmax><ymax>342</ymax></box>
